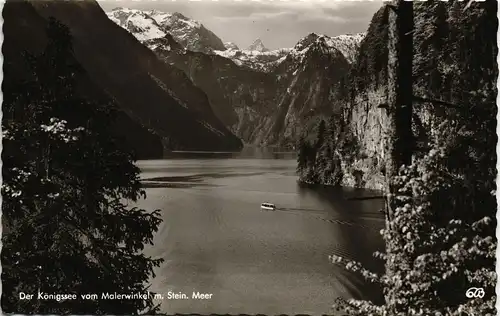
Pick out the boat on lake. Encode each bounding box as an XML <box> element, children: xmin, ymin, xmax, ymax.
<box><xmin>261</xmin><ymin>202</ymin><xmax>276</xmax><ymax>211</ymax></box>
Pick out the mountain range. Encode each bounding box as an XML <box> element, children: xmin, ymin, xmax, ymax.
<box><xmin>5</xmin><ymin>0</ymin><xmax>369</xmax><ymax>160</ymax></box>
<box><xmin>4</xmin><ymin>0</ymin><xmax>243</xmax><ymax>159</ymax></box>
<box><xmin>105</xmin><ymin>3</ymin><xmax>496</xmax><ymax>190</ymax></box>
<box><xmin>107</xmin><ymin>7</ymin><xmax>365</xmax><ymax>147</ymax></box>
<box><xmin>6</xmin><ymin>0</ymin><xmax>490</xmax><ymax>191</ymax></box>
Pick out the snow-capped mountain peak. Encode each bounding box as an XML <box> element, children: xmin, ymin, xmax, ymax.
<box><xmin>212</xmin><ymin>32</ymin><xmax>364</xmax><ymax>73</ymax></box>
<box><xmin>107</xmin><ymin>8</ymin><xmax>226</xmax><ymax>53</ymax></box>
<box><xmin>224</xmin><ymin>42</ymin><xmax>240</xmax><ymax>51</ymax></box>
<box><xmin>154</xmin><ymin>11</ymin><xmax>202</xmax><ymax>30</ymax></box>
<box><xmin>107</xmin><ymin>8</ymin><xmax>166</xmax><ymax>42</ymax></box>
<box><xmin>247</xmin><ymin>38</ymin><xmax>269</xmax><ymax>52</ymax></box>
<box><xmin>107</xmin><ymin>7</ymin><xmax>365</xmax><ymax>71</ymax></box>
<box><xmin>291</xmin><ymin>32</ymin><xmax>365</xmax><ymax>64</ymax></box>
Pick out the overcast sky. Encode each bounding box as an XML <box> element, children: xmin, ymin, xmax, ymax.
<box><xmin>98</xmin><ymin>0</ymin><xmax>384</xmax><ymax>50</ymax></box>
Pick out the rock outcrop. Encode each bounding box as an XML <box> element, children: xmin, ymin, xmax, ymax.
<box><xmin>299</xmin><ymin>1</ymin><xmax>497</xmax><ymax>189</ymax></box>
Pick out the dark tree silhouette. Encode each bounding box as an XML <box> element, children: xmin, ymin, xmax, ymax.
<box><xmin>2</xmin><ymin>18</ymin><xmax>164</xmax><ymax>315</ymax></box>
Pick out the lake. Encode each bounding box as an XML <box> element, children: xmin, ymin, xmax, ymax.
<box><xmin>136</xmin><ymin>149</ymin><xmax>385</xmax><ymax>315</ymax></box>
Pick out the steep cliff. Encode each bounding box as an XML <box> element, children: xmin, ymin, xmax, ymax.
<box><xmin>299</xmin><ymin>1</ymin><xmax>497</xmax><ymax>190</ymax></box>
<box><xmin>4</xmin><ymin>0</ymin><xmax>242</xmax><ymax>158</ymax></box>
<box><xmin>162</xmin><ymin>35</ymin><xmax>351</xmax><ymax>148</ymax></box>
<box><xmin>265</xmin><ymin>35</ymin><xmax>350</xmax><ymax>146</ymax></box>
<box><xmin>337</xmin><ymin>6</ymin><xmax>390</xmax><ymax>189</ymax></box>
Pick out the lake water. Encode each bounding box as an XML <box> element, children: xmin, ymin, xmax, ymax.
<box><xmin>136</xmin><ymin>149</ymin><xmax>386</xmax><ymax>315</ymax></box>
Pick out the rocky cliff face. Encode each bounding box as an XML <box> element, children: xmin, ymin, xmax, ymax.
<box><xmin>107</xmin><ymin>9</ymin><xmax>364</xmax><ymax>148</ymax></box>
<box><xmin>266</xmin><ymin>36</ymin><xmax>351</xmax><ymax>146</ymax></box>
<box><xmin>4</xmin><ymin>0</ymin><xmax>242</xmax><ymax>158</ymax></box>
<box><xmin>303</xmin><ymin>1</ymin><xmax>497</xmax><ymax>190</ymax></box>
<box><xmin>337</xmin><ymin>7</ymin><xmax>390</xmax><ymax>190</ymax></box>
<box><xmin>158</xmin><ymin>35</ymin><xmax>351</xmax><ymax>148</ymax></box>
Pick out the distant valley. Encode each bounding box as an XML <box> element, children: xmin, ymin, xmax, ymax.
<box><xmin>107</xmin><ymin>7</ymin><xmax>365</xmax><ymax>148</ymax></box>
<box><xmin>104</xmin><ymin>2</ymin><xmax>496</xmax><ymax>191</ymax></box>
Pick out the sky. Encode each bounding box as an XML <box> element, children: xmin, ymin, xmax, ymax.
<box><xmin>98</xmin><ymin>0</ymin><xmax>384</xmax><ymax>50</ymax></box>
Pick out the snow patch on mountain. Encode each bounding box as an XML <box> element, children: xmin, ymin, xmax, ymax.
<box><xmin>247</xmin><ymin>38</ymin><xmax>269</xmax><ymax>52</ymax></box>
<box><xmin>323</xmin><ymin>33</ymin><xmax>366</xmax><ymax>64</ymax></box>
<box><xmin>153</xmin><ymin>11</ymin><xmax>202</xmax><ymax>29</ymax></box>
<box><xmin>107</xmin><ymin>8</ymin><xmax>226</xmax><ymax>53</ymax></box>
<box><xmin>291</xmin><ymin>32</ymin><xmax>365</xmax><ymax>64</ymax></box>
<box><xmin>107</xmin><ymin>8</ymin><xmax>365</xmax><ymax>72</ymax></box>
<box><xmin>224</xmin><ymin>42</ymin><xmax>240</xmax><ymax>50</ymax></box>
<box><xmin>213</xmin><ymin>48</ymin><xmax>290</xmax><ymax>72</ymax></box>
<box><xmin>213</xmin><ymin>33</ymin><xmax>364</xmax><ymax>72</ymax></box>
<box><xmin>108</xmin><ymin>8</ymin><xmax>166</xmax><ymax>41</ymax></box>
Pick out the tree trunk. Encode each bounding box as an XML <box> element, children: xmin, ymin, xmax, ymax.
<box><xmin>385</xmin><ymin>0</ymin><xmax>414</xmax><ymax>222</ymax></box>
<box><xmin>384</xmin><ymin>3</ymin><xmax>414</xmax><ymax>312</ymax></box>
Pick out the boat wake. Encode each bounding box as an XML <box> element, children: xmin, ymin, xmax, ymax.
<box><xmin>271</xmin><ymin>207</ymin><xmax>381</xmax><ymax>231</ymax></box>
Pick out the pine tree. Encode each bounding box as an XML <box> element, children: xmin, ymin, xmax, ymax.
<box><xmin>2</xmin><ymin>18</ymin><xmax>164</xmax><ymax>314</ymax></box>
<box><xmin>296</xmin><ymin>134</ymin><xmax>309</xmax><ymax>173</ymax></box>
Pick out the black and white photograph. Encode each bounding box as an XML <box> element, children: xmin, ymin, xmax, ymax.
<box><xmin>1</xmin><ymin>0</ymin><xmax>497</xmax><ymax>315</ymax></box>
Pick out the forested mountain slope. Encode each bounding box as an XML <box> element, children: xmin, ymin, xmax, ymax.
<box><xmin>4</xmin><ymin>0</ymin><xmax>242</xmax><ymax>158</ymax></box>
<box><xmin>298</xmin><ymin>1</ymin><xmax>497</xmax><ymax>189</ymax></box>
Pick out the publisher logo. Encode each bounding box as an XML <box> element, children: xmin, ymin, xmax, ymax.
<box><xmin>465</xmin><ymin>287</ymin><xmax>485</xmax><ymax>299</ymax></box>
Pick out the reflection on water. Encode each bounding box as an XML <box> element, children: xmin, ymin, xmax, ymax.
<box><xmin>165</xmin><ymin>146</ymin><xmax>297</xmax><ymax>160</ymax></box>
<box><xmin>297</xmin><ymin>184</ymin><xmax>386</xmax><ymax>299</ymax></box>
<box><xmin>141</xmin><ymin>171</ymin><xmax>277</xmax><ymax>189</ymax></box>
<box><xmin>136</xmin><ymin>149</ymin><xmax>385</xmax><ymax>315</ymax></box>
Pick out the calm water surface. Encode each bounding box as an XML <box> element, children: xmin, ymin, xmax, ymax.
<box><xmin>136</xmin><ymin>150</ymin><xmax>385</xmax><ymax>315</ymax></box>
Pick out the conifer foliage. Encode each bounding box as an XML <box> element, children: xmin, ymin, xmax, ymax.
<box><xmin>330</xmin><ymin>135</ymin><xmax>497</xmax><ymax>315</ymax></box>
<box><xmin>297</xmin><ymin>111</ymin><xmax>357</xmax><ymax>187</ymax></box>
<box><xmin>328</xmin><ymin>1</ymin><xmax>497</xmax><ymax>315</ymax></box>
<box><xmin>2</xmin><ymin>18</ymin><xmax>164</xmax><ymax>314</ymax></box>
